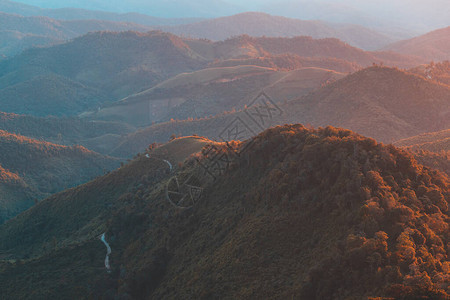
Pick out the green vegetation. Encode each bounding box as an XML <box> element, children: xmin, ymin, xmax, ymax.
<box><xmin>0</xmin><ymin>130</ymin><xmax>120</xmax><ymax>222</ymax></box>
<box><xmin>0</xmin><ymin>125</ymin><xmax>447</xmax><ymax>299</ymax></box>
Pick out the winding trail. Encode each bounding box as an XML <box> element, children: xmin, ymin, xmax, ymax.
<box><xmin>100</xmin><ymin>233</ymin><xmax>111</xmax><ymax>272</ymax></box>
<box><xmin>145</xmin><ymin>154</ymin><xmax>173</xmax><ymax>172</ymax></box>
<box><xmin>163</xmin><ymin>159</ymin><xmax>173</xmax><ymax>171</ymax></box>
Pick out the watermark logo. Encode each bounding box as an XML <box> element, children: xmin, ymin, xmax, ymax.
<box><xmin>200</xmin><ymin>91</ymin><xmax>283</xmax><ymax>179</ymax></box>
<box><xmin>244</xmin><ymin>91</ymin><xmax>283</xmax><ymax>130</ymax></box>
<box><xmin>166</xmin><ymin>174</ymin><xmax>203</xmax><ymax>209</ymax></box>
<box><xmin>165</xmin><ymin>90</ymin><xmax>283</xmax><ymax>208</ymax></box>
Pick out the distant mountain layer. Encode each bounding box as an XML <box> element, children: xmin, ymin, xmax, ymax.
<box><xmin>110</xmin><ymin>67</ymin><xmax>450</xmax><ymax>157</ymax></box>
<box><xmin>0</xmin><ymin>31</ymin><xmax>422</xmax><ymax>119</ymax></box>
<box><xmin>0</xmin><ymin>0</ymin><xmax>202</xmax><ymax>25</ymax></box>
<box><xmin>384</xmin><ymin>27</ymin><xmax>450</xmax><ymax>62</ymax></box>
<box><xmin>3</xmin><ymin>0</ymin><xmax>243</xmax><ymax>18</ymax></box>
<box><xmin>0</xmin><ymin>11</ymin><xmax>152</xmax><ymax>57</ymax></box>
<box><xmin>0</xmin><ymin>129</ymin><xmax>120</xmax><ymax>223</ymax></box>
<box><xmin>0</xmin><ymin>126</ymin><xmax>448</xmax><ymax>298</ymax></box>
<box><xmin>0</xmin><ymin>31</ymin><xmax>208</xmax><ymax>116</ymax></box>
<box><xmin>162</xmin><ymin>12</ymin><xmax>396</xmax><ymax>50</ymax></box>
<box><xmin>183</xmin><ymin>35</ymin><xmax>422</xmax><ymax>68</ymax></box>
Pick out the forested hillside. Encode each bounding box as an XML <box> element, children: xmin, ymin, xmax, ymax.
<box><xmin>0</xmin><ymin>129</ymin><xmax>120</xmax><ymax>222</ymax></box>
<box><xmin>0</xmin><ymin>125</ymin><xmax>447</xmax><ymax>299</ymax></box>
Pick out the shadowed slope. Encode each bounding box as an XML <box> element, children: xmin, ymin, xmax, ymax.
<box><xmin>0</xmin><ymin>125</ymin><xmax>448</xmax><ymax>299</ymax></box>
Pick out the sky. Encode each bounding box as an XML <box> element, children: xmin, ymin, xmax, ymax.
<box><xmin>12</xmin><ymin>0</ymin><xmax>450</xmax><ymax>32</ymax></box>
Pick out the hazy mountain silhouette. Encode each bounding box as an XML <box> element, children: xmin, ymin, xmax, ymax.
<box><xmin>0</xmin><ymin>11</ymin><xmax>153</xmax><ymax>57</ymax></box>
<box><xmin>162</xmin><ymin>12</ymin><xmax>396</xmax><ymax>50</ymax></box>
<box><xmin>6</xmin><ymin>0</ymin><xmax>243</xmax><ymax>18</ymax></box>
<box><xmin>384</xmin><ymin>27</ymin><xmax>450</xmax><ymax>62</ymax></box>
<box><xmin>0</xmin><ymin>0</ymin><xmax>203</xmax><ymax>25</ymax></box>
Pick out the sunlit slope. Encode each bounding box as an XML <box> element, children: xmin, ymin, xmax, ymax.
<box><xmin>384</xmin><ymin>26</ymin><xmax>450</xmax><ymax>61</ymax></box>
<box><xmin>162</xmin><ymin>12</ymin><xmax>395</xmax><ymax>50</ymax></box>
<box><xmin>0</xmin><ymin>135</ymin><xmax>211</xmax><ymax>258</ymax></box>
<box><xmin>395</xmin><ymin>129</ymin><xmax>450</xmax><ymax>152</ymax></box>
<box><xmin>111</xmin><ymin>66</ymin><xmax>450</xmax><ymax>157</ymax></box>
<box><xmin>86</xmin><ymin>66</ymin><xmax>345</xmax><ymax>127</ymax></box>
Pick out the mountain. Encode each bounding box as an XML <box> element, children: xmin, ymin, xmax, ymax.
<box><xmin>0</xmin><ymin>129</ymin><xmax>120</xmax><ymax>223</ymax></box>
<box><xmin>243</xmin><ymin>36</ymin><xmax>422</xmax><ymax>68</ymax></box>
<box><xmin>283</xmin><ymin>66</ymin><xmax>450</xmax><ymax>142</ymax></box>
<box><xmin>0</xmin><ymin>111</ymin><xmax>135</xmax><ymax>155</ymax></box>
<box><xmin>0</xmin><ymin>125</ymin><xmax>448</xmax><ymax>298</ymax></box>
<box><xmin>384</xmin><ymin>27</ymin><xmax>450</xmax><ymax>62</ymax></box>
<box><xmin>0</xmin><ymin>31</ymin><xmax>208</xmax><ymax>116</ymax></box>
<box><xmin>7</xmin><ymin>0</ymin><xmax>243</xmax><ymax>18</ymax></box>
<box><xmin>395</xmin><ymin>130</ymin><xmax>450</xmax><ymax>152</ymax></box>
<box><xmin>0</xmin><ymin>12</ymin><xmax>153</xmax><ymax>57</ymax></box>
<box><xmin>110</xmin><ymin>66</ymin><xmax>450</xmax><ymax>157</ymax></box>
<box><xmin>0</xmin><ymin>0</ymin><xmax>203</xmax><ymax>26</ymax></box>
<box><xmin>183</xmin><ymin>35</ymin><xmax>422</xmax><ymax>68</ymax></box>
<box><xmin>85</xmin><ymin>66</ymin><xmax>346</xmax><ymax>127</ymax></box>
<box><xmin>0</xmin><ymin>135</ymin><xmax>210</xmax><ymax>257</ymax></box>
<box><xmin>258</xmin><ymin>0</ymin><xmax>449</xmax><ymax>35</ymax></box>
<box><xmin>162</xmin><ymin>12</ymin><xmax>396</xmax><ymax>50</ymax></box>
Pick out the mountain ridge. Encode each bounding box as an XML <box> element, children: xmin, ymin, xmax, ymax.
<box><xmin>0</xmin><ymin>125</ymin><xmax>448</xmax><ymax>298</ymax></box>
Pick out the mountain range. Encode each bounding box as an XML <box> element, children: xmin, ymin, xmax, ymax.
<box><xmin>0</xmin><ymin>3</ymin><xmax>448</xmax><ymax>298</ymax></box>
<box><xmin>8</xmin><ymin>0</ymin><xmax>450</xmax><ymax>35</ymax></box>
<box><xmin>161</xmin><ymin>12</ymin><xmax>396</xmax><ymax>50</ymax></box>
<box><xmin>0</xmin><ymin>30</ymin><xmax>425</xmax><ymax>119</ymax></box>
<box><xmin>0</xmin><ymin>31</ymin><xmax>208</xmax><ymax>116</ymax></box>
<box><xmin>0</xmin><ymin>11</ymin><xmax>154</xmax><ymax>57</ymax></box>
<box><xmin>0</xmin><ymin>0</ymin><xmax>202</xmax><ymax>25</ymax></box>
<box><xmin>110</xmin><ymin>66</ymin><xmax>450</xmax><ymax>157</ymax></box>
<box><xmin>87</xmin><ymin>66</ymin><xmax>346</xmax><ymax>127</ymax></box>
